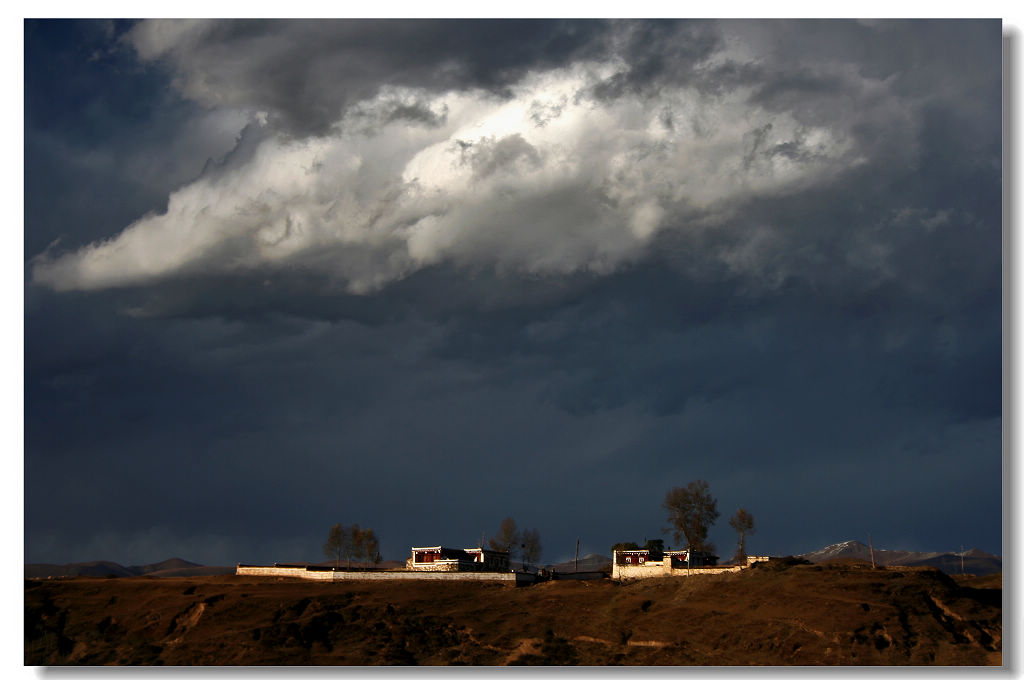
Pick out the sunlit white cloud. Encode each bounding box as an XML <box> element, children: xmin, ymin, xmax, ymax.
<box><xmin>32</xmin><ymin>60</ymin><xmax>862</xmax><ymax>294</ymax></box>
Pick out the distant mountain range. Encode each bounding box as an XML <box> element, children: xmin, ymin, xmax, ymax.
<box><xmin>25</xmin><ymin>541</ymin><xmax>1002</xmax><ymax>579</ymax></box>
<box><xmin>798</xmin><ymin>540</ymin><xmax>1001</xmax><ymax>576</ymax></box>
<box><xmin>25</xmin><ymin>558</ymin><xmax>234</xmax><ymax>579</ymax></box>
<box><xmin>545</xmin><ymin>553</ymin><xmax>612</xmax><ymax>572</ymax></box>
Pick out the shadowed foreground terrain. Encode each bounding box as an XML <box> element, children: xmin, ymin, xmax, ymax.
<box><xmin>25</xmin><ymin>560</ymin><xmax>1001</xmax><ymax>666</ymax></box>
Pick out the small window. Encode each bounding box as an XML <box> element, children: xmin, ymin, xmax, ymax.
<box><xmin>625</xmin><ymin>557</ymin><xmax>632</xmax><ymax>564</ymax></box>
<box><xmin>639</xmin><ymin>557</ymin><xmax>645</xmax><ymax>563</ymax></box>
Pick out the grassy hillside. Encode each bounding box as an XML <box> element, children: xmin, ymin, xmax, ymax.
<box><xmin>25</xmin><ymin>560</ymin><xmax>1001</xmax><ymax>666</ymax></box>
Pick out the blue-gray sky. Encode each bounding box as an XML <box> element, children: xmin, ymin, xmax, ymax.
<box><xmin>24</xmin><ymin>19</ymin><xmax>1002</xmax><ymax>567</ymax></box>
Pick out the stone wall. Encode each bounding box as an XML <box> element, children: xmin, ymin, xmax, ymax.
<box><xmin>611</xmin><ymin>551</ymin><xmax>770</xmax><ymax>579</ymax></box>
<box><xmin>407</xmin><ymin>559</ymin><xmax>501</xmax><ymax>572</ymax></box>
<box><xmin>235</xmin><ymin>566</ymin><xmax>335</xmax><ymax>580</ymax></box>
<box><xmin>329</xmin><ymin>571</ymin><xmax>533</xmax><ymax>584</ymax></box>
<box><xmin>406</xmin><ymin>560</ymin><xmax>462</xmax><ymax>572</ymax></box>
<box><xmin>674</xmin><ymin>565</ymin><xmax>745</xmax><ymax>576</ymax></box>
<box><xmin>239</xmin><ymin>557</ymin><xmax>769</xmax><ymax>583</ymax></box>
<box><xmin>235</xmin><ymin>564</ymin><xmax>536</xmax><ymax>585</ymax></box>
<box><xmin>613</xmin><ymin>563</ymin><xmax>746</xmax><ymax>579</ymax></box>
<box><xmin>612</xmin><ymin>560</ymin><xmax>670</xmax><ymax>579</ymax></box>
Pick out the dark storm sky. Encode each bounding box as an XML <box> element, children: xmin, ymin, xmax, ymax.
<box><xmin>24</xmin><ymin>19</ymin><xmax>1002</xmax><ymax>567</ymax></box>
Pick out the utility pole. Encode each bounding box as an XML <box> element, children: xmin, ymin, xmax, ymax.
<box><xmin>961</xmin><ymin>545</ymin><xmax>965</xmax><ymax>575</ymax></box>
<box><xmin>575</xmin><ymin>538</ymin><xmax>580</xmax><ymax>573</ymax></box>
<box><xmin>868</xmin><ymin>534</ymin><xmax>876</xmax><ymax>569</ymax></box>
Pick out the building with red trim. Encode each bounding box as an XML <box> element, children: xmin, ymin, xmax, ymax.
<box><xmin>407</xmin><ymin>546</ymin><xmax>511</xmax><ymax>572</ymax></box>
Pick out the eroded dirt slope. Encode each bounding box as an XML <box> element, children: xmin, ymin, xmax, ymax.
<box><xmin>25</xmin><ymin>561</ymin><xmax>1001</xmax><ymax>665</ymax></box>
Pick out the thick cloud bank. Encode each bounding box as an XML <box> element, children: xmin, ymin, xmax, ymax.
<box><xmin>25</xmin><ymin>20</ymin><xmax>1002</xmax><ymax>565</ymax></box>
<box><xmin>34</xmin><ymin>23</ymin><xmax>902</xmax><ymax>295</ymax></box>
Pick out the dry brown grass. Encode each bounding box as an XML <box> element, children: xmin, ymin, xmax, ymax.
<box><xmin>25</xmin><ymin>560</ymin><xmax>1001</xmax><ymax>666</ymax></box>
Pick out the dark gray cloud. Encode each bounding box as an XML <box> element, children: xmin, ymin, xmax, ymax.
<box><xmin>589</xmin><ymin>20</ymin><xmax>722</xmax><ymax>100</ymax></box>
<box><xmin>128</xmin><ymin>19</ymin><xmax>619</xmax><ymax>136</ymax></box>
<box><xmin>25</xmin><ymin>253</ymin><xmax>1000</xmax><ymax>564</ymax></box>
<box><xmin>24</xmin><ymin>19</ymin><xmax>1001</xmax><ymax>567</ymax></box>
<box><xmin>24</xmin><ymin>20</ymin><xmax>253</xmax><ymax>259</ymax></box>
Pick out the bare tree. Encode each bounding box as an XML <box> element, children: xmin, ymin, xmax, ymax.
<box><xmin>489</xmin><ymin>517</ymin><xmax>521</xmax><ymax>559</ymax></box>
<box><xmin>729</xmin><ymin>508</ymin><xmax>756</xmax><ymax>563</ymax></box>
<box><xmin>348</xmin><ymin>523</ymin><xmax>364</xmax><ymax>568</ymax></box>
<box><xmin>351</xmin><ymin>524</ymin><xmax>366</xmax><ymax>568</ymax></box>
<box><xmin>324</xmin><ymin>523</ymin><xmax>382</xmax><ymax>569</ymax></box>
<box><xmin>663</xmin><ymin>480</ymin><xmax>720</xmax><ymax>554</ymax></box>
<box><xmin>521</xmin><ymin>528</ymin><xmax>542</xmax><ymax>569</ymax></box>
<box><xmin>362</xmin><ymin>528</ymin><xmax>381</xmax><ymax>567</ymax></box>
<box><xmin>323</xmin><ymin>523</ymin><xmax>348</xmax><ymax>568</ymax></box>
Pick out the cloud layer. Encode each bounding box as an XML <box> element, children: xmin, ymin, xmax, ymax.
<box><xmin>24</xmin><ymin>20</ymin><xmax>1002</xmax><ymax>566</ymax></box>
<box><xmin>33</xmin><ymin>32</ymin><xmax>896</xmax><ymax>295</ymax></box>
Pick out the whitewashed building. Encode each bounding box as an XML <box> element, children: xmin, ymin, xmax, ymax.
<box><xmin>407</xmin><ymin>546</ymin><xmax>511</xmax><ymax>572</ymax></box>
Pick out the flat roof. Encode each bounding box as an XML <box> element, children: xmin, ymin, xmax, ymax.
<box><xmin>411</xmin><ymin>546</ymin><xmax>510</xmax><ymax>554</ymax></box>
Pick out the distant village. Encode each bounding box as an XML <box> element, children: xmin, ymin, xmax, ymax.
<box><xmin>236</xmin><ymin>480</ymin><xmax>770</xmax><ymax>585</ymax></box>
<box><xmin>236</xmin><ymin>544</ymin><xmax>771</xmax><ymax>585</ymax></box>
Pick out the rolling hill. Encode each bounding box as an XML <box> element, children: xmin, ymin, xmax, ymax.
<box><xmin>25</xmin><ymin>560</ymin><xmax>1001</xmax><ymax>665</ymax></box>
<box><xmin>799</xmin><ymin>541</ymin><xmax>1001</xmax><ymax>575</ymax></box>
<box><xmin>25</xmin><ymin>558</ymin><xmax>235</xmax><ymax>579</ymax></box>
<box><xmin>546</xmin><ymin>553</ymin><xmax>611</xmax><ymax>573</ymax></box>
